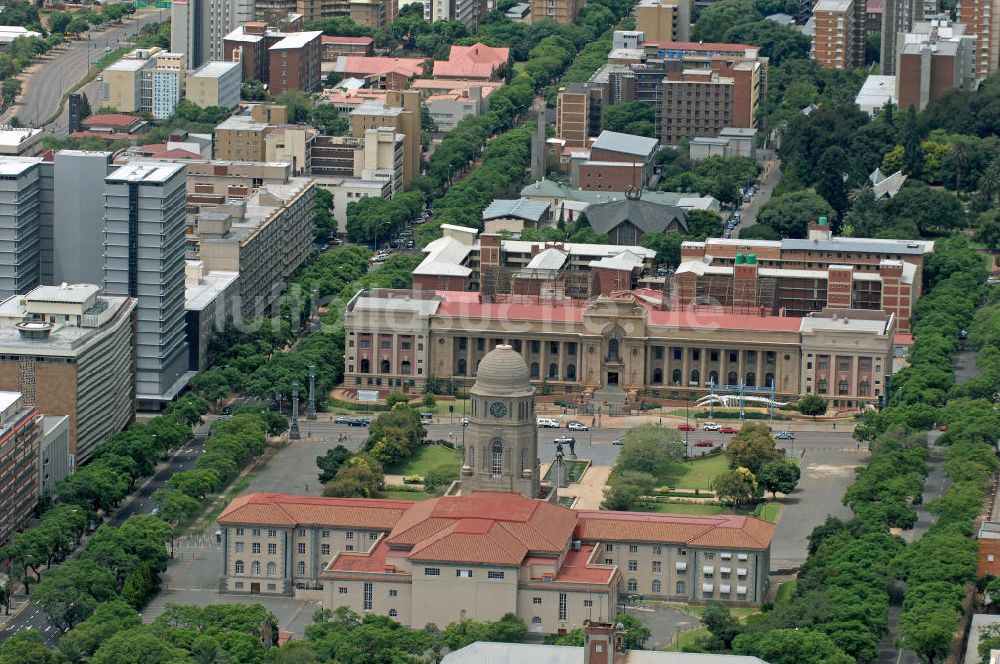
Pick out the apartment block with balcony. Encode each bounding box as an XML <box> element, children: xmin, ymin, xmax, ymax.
<box><xmin>0</xmin><ymin>392</ymin><xmax>38</xmax><ymax>546</ymax></box>
<box><xmin>813</xmin><ymin>0</ymin><xmax>867</xmax><ymax>69</ymax></box>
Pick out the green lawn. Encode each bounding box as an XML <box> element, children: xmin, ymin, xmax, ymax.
<box><xmin>387</xmin><ymin>444</ymin><xmax>460</xmax><ymax>477</ymax></box>
<box><xmin>773</xmin><ymin>580</ymin><xmax>797</xmax><ymax>605</ymax></box>
<box><xmin>669</xmin><ymin>626</ymin><xmax>709</xmax><ymax>651</ymax></box>
<box><xmin>378</xmin><ymin>490</ymin><xmax>436</xmax><ymax>501</ymax></box>
<box><xmin>664</xmin><ymin>454</ymin><xmax>729</xmax><ymax>490</ymax></box>
<box><xmin>754</xmin><ymin>502</ymin><xmax>782</xmax><ymax>523</ymax></box>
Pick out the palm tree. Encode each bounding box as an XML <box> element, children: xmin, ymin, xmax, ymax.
<box><xmin>948</xmin><ymin>142</ymin><xmax>971</xmax><ymax>191</ymax></box>
<box><xmin>980</xmin><ymin>161</ymin><xmax>1000</xmax><ymax>205</ymax></box>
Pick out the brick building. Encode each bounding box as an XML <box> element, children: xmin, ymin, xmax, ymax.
<box><xmin>661</xmin><ymin>69</ymin><xmax>734</xmax><ymax>145</ymax></box>
<box><xmin>268</xmin><ymin>31</ymin><xmax>323</xmax><ymax>93</ymax></box>
<box><xmin>895</xmin><ymin>17</ymin><xmax>977</xmax><ymax>111</ymax></box>
<box><xmin>320</xmin><ymin>35</ymin><xmax>374</xmax><ymax>59</ymax></box>
<box><xmin>813</xmin><ymin>0</ymin><xmax>866</xmax><ymax>69</ymax></box>
<box><xmin>959</xmin><ymin>0</ymin><xmax>1000</xmax><ymax>79</ymax></box>
<box><xmin>556</xmin><ymin>82</ymin><xmax>591</xmax><ymax>147</ymax></box>
<box><xmin>0</xmin><ymin>392</ymin><xmax>39</xmax><ymax>546</ymax></box>
<box><xmin>576</xmin><ymin>130</ymin><xmax>660</xmax><ymax>191</ymax></box>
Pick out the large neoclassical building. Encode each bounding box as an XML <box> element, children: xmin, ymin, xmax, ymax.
<box><xmin>218</xmin><ymin>346</ymin><xmax>775</xmax><ymax>631</ymax></box>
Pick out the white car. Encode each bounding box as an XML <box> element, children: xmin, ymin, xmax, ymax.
<box><xmin>536</xmin><ymin>417</ymin><xmax>560</xmax><ymax>428</ymax></box>
<box><xmin>702</xmin><ymin>422</ymin><xmax>721</xmax><ymax>431</ymax></box>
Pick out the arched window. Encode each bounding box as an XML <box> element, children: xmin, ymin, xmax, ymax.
<box><xmin>491</xmin><ymin>440</ymin><xmax>503</xmax><ymax>477</ymax></box>
<box><xmin>817</xmin><ymin>379</ymin><xmax>828</xmax><ymax>394</ymax></box>
<box><xmin>548</xmin><ymin>363</ymin><xmax>559</xmax><ymax>379</ymax></box>
<box><xmin>746</xmin><ymin>372</ymin><xmax>756</xmax><ymax>387</ymax></box>
<box><xmin>627</xmin><ymin>578</ymin><xmax>638</xmax><ymax>592</ymax></box>
<box><xmin>530</xmin><ymin>362</ymin><xmax>540</xmax><ymax>379</ymax></box>
<box><xmin>652</xmin><ymin>368</ymin><xmax>663</xmax><ymax>384</ymax></box>
<box><xmin>251</xmin><ymin>561</ymin><xmax>261</xmax><ymax>576</ymax></box>
<box><xmin>360</xmin><ymin>358</ymin><xmax>370</xmax><ymax>373</ymax></box>
<box><xmin>672</xmin><ymin>369</ymin><xmax>681</xmax><ymax>385</ymax></box>
<box><xmin>690</xmin><ymin>369</ymin><xmax>700</xmax><ymax>385</ymax></box>
<box><xmin>764</xmin><ymin>372</ymin><xmax>774</xmax><ymax>387</ymax></box>
<box><xmin>652</xmin><ymin>580</ymin><xmax>662</xmax><ymax>593</ymax></box>
<box><xmin>380</xmin><ymin>359</ymin><xmax>391</xmax><ymax>373</ymax></box>
<box><xmin>532</xmin><ymin>617</ymin><xmax>542</xmax><ymax>625</ymax></box>
<box><xmin>676</xmin><ymin>581</ymin><xmax>686</xmax><ymax>595</ymax></box>
<box><xmin>708</xmin><ymin>371</ymin><xmax>718</xmax><ymax>386</ymax></box>
<box><xmin>859</xmin><ymin>380</ymin><xmax>870</xmax><ymax>396</ymax></box>
<box><xmin>727</xmin><ymin>371</ymin><xmax>737</xmax><ymax>385</ymax></box>
<box><xmin>457</xmin><ymin>358</ymin><xmax>467</xmax><ymax>375</ymax></box>
<box><xmin>267</xmin><ymin>562</ymin><xmax>277</xmax><ymax>577</ymax></box>
<box><xmin>389</xmin><ymin>609</ymin><xmax>398</xmax><ymax>617</ymax></box>
<box><xmin>297</xmin><ymin>561</ymin><xmax>306</xmax><ymax>575</ymax></box>
<box><xmin>567</xmin><ymin>364</ymin><xmax>577</xmax><ymax>381</ymax></box>
<box><xmin>838</xmin><ymin>380</ymin><xmax>849</xmax><ymax>395</ymax></box>
<box><xmin>401</xmin><ymin>360</ymin><xmax>411</xmax><ymax>375</ymax></box>
<box><xmin>608</xmin><ymin>339</ymin><xmax>621</xmax><ymax>362</ymax></box>
<box><xmin>235</xmin><ymin>560</ymin><xmax>245</xmax><ymax>574</ymax></box>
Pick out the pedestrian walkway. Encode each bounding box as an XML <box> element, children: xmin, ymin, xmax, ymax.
<box><xmin>540</xmin><ymin>460</ymin><xmax>611</xmax><ymax>510</ymax></box>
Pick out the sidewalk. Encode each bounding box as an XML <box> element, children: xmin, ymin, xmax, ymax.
<box><xmin>541</xmin><ymin>461</ymin><xmax>611</xmax><ymax>510</ymax></box>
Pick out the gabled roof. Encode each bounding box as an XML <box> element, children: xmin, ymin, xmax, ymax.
<box><xmin>592</xmin><ymin>130</ymin><xmax>659</xmax><ymax>158</ymax></box>
<box><xmin>585</xmin><ymin>198</ymin><xmax>688</xmax><ymax>235</ymax></box>
<box><xmin>576</xmin><ymin>511</ymin><xmax>776</xmax><ymax>549</ymax></box>
<box><xmin>83</xmin><ymin>113</ymin><xmax>142</xmax><ymax>128</ymax></box>
<box><xmin>217</xmin><ymin>492</ymin><xmax>412</xmax><ymax>528</ymax></box>
<box><xmin>483</xmin><ymin>198</ymin><xmax>549</xmax><ymax>222</ymax></box>
<box><xmin>434</xmin><ymin>43</ymin><xmax>510</xmax><ymax>78</ymax></box>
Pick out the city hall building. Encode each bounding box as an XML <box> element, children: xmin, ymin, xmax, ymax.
<box><xmin>218</xmin><ymin>346</ymin><xmax>776</xmax><ymax>630</ymax></box>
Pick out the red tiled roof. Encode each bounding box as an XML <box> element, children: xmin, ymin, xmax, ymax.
<box><xmin>322</xmin><ymin>35</ymin><xmax>374</xmax><ymax>44</ymax></box>
<box><xmin>575</xmin><ymin>511</ymin><xmax>775</xmax><ymax>550</ymax></box>
<box><xmin>335</xmin><ymin>55</ymin><xmax>426</xmax><ymax>77</ymax></box>
<box><xmin>83</xmin><ymin>113</ymin><xmax>142</xmax><ymax>127</ymax></box>
<box><xmin>156</xmin><ymin>148</ymin><xmax>202</xmax><ymax>159</ymax></box>
<box><xmin>218</xmin><ymin>492</ymin><xmax>413</xmax><ymax>528</ymax></box>
<box><xmin>553</xmin><ymin>544</ymin><xmax>617</xmax><ymax>584</ymax></box>
<box><xmin>644</xmin><ymin>306</ymin><xmax>803</xmax><ymax>332</ymax></box>
<box><xmin>327</xmin><ymin>540</ymin><xmax>394</xmax><ymax>573</ymax></box>
<box><xmin>866</xmin><ymin>0</ymin><xmax>883</xmax><ymax>12</ymax></box>
<box><xmin>433</xmin><ymin>43</ymin><xmax>509</xmax><ymax>78</ymax></box>
<box><xmin>894</xmin><ymin>332</ymin><xmax>914</xmax><ymax>346</ymax></box>
<box><xmin>408</xmin><ymin>519</ymin><xmax>529</xmax><ymax>565</ymax></box>
<box><xmin>70</xmin><ymin>131</ymin><xmax>136</xmax><ymax>141</ymax></box>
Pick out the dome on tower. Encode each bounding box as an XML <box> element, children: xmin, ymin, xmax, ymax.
<box><xmin>471</xmin><ymin>344</ymin><xmax>534</xmax><ymax>398</ymax></box>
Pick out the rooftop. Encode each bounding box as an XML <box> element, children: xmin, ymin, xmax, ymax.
<box><xmin>106</xmin><ymin>161</ymin><xmax>185</xmax><ymax>184</ymax></box>
<box><xmin>0</xmin><ymin>126</ymin><xmax>41</xmax><ymax>147</ymax></box>
<box><xmin>105</xmin><ymin>57</ymin><xmax>150</xmax><ymax>72</ymax></box>
<box><xmin>189</xmin><ymin>60</ymin><xmax>242</xmax><ymax>78</ymax></box>
<box><xmin>28</xmin><ymin>284</ymin><xmax>100</xmax><ymax>305</ymax></box>
<box><xmin>442</xmin><ymin>642</ymin><xmax>773</xmax><ymax>664</ymax></box>
<box><xmin>592</xmin><ymin>130</ymin><xmax>659</xmax><ymax>157</ymax></box>
<box><xmin>83</xmin><ymin>113</ymin><xmax>143</xmax><ymax>128</ymax></box>
<box><xmin>814</xmin><ymin>0</ymin><xmax>853</xmax><ymax>11</ymax></box>
<box><xmin>185</xmin><ymin>270</ymin><xmax>239</xmax><ymax>311</ymax></box>
<box><xmin>434</xmin><ymin>42</ymin><xmax>510</xmax><ymax>78</ymax></box>
<box><xmin>321</xmin><ymin>35</ymin><xmax>374</xmax><ymax>44</ymax></box>
<box><xmin>482</xmin><ymin>198</ymin><xmax>550</xmax><ymax>222</ymax></box>
<box><xmin>333</xmin><ymin>55</ymin><xmax>427</xmax><ymax>77</ymax></box>
<box><xmin>269</xmin><ymin>30</ymin><xmax>322</xmax><ymax>50</ymax></box>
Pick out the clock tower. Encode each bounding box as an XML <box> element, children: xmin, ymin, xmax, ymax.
<box><xmin>460</xmin><ymin>344</ymin><xmax>540</xmax><ymax>498</ymax></box>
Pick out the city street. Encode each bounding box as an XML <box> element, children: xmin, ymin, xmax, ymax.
<box><xmin>4</xmin><ymin>8</ymin><xmax>166</xmax><ymax>130</ymax></box>
<box><xmin>733</xmin><ymin>150</ymin><xmax>782</xmax><ymax>234</ymax></box>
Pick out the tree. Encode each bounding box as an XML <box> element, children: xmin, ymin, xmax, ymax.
<box><xmin>693</xmin><ymin>0</ymin><xmax>761</xmax><ymax>41</ymax></box>
<box><xmin>711</xmin><ymin>467</ymin><xmax>762</xmax><ymax>508</ymax></box>
<box><xmin>884</xmin><ymin>183</ymin><xmax>965</xmax><ymax>235</ymax></box>
<box><xmin>33</xmin><ymin>560</ymin><xmax>117</xmax><ymax>631</ymax></box>
<box><xmin>58</xmin><ymin>599</ymin><xmax>141</xmax><ymax>660</ymax></box>
<box><xmin>815</xmin><ymin>146</ymin><xmax>850</xmax><ymax>218</ymax></box>
<box><xmin>240</xmin><ymin>80</ymin><xmax>268</xmax><ymax>102</ymax></box>
<box><xmin>311</xmin><ymin>102</ymin><xmax>347</xmax><ymax>135</ymax></box>
<box><xmin>641</xmin><ymin>231</ymin><xmax>685</xmax><ymax>265</ymax></box>
<box><xmin>896</xmin><ymin>605</ymin><xmax>957</xmax><ymax>664</ymax></box>
<box><xmin>974</xmin><ymin>210</ymin><xmax>1000</xmax><ymax>249</ymax></box>
<box><xmin>602</xmin><ymin>101</ymin><xmax>656</xmax><ymax>137</ymax></box>
<box><xmin>843</xmin><ymin>187</ymin><xmax>881</xmax><ymax>237</ymax></box>
<box><xmin>91</xmin><ymin>628</ymin><xmax>184</xmax><ymax>664</ymax></box>
<box><xmin>757</xmin><ymin>191</ymin><xmax>835</xmax><ymax>238</ymax></box>
<box><xmin>723</xmin><ymin>20</ymin><xmax>810</xmax><ymax>65</ymax></box>
<box><xmin>758</xmin><ymin>459</ymin><xmax>800</xmax><ymax>499</ymax></box>
<box><xmin>900</xmin><ymin>105</ymin><xmax>924</xmax><ymax>177</ymax></box>
<box><xmin>316</xmin><ymin>445</ymin><xmax>352</xmax><ymax>483</ymax></box>
<box><xmin>614</xmin><ymin>425</ymin><xmax>684</xmax><ymax>479</ymax></box>
<box><xmin>738</xmin><ymin>224</ymin><xmax>781</xmax><ymax>240</ymax></box>
<box><xmin>615</xmin><ymin>613</ymin><xmax>651</xmax><ymax>649</ymax></box>
<box><xmin>701</xmin><ymin>602</ymin><xmax>744</xmax><ymax>650</ymax></box>
<box><xmin>423</xmin><ymin>463</ymin><xmax>459</xmax><ymax>494</ymax></box>
<box><xmin>733</xmin><ymin>628</ymin><xmax>854</xmax><ymax>664</ymax></box>
<box><xmin>727</xmin><ymin>423</ymin><xmax>783</xmax><ymax>474</ymax></box>
<box><xmin>797</xmin><ymin>394</ymin><xmax>827</xmax><ymax>419</ymax></box>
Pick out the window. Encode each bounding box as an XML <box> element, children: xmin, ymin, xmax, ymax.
<box><xmin>267</xmin><ymin>562</ymin><xmax>277</xmax><ymax>577</ymax></box>
<box><xmin>606</xmin><ymin>543</ymin><xmax>614</xmax><ymax>552</ymax></box>
<box><xmin>322</xmin><ymin>530</ymin><xmax>330</xmax><ymax>538</ymax></box>
<box><xmin>491</xmin><ymin>440</ymin><xmax>503</xmax><ymax>477</ymax></box>
<box><xmin>298</xmin><ymin>528</ymin><xmax>306</xmax><ymax>537</ymax></box>
<box><xmin>559</xmin><ymin>593</ymin><xmax>567</xmax><ymax>621</ymax></box>
<box><xmin>236</xmin><ymin>528</ymin><xmax>245</xmax><ymax>536</ymax></box>
<box><xmin>678</xmin><ymin>548</ymin><xmax>687</xmax><ymax>556</ymax></box>
<box><xmin>370</xmin><ymin>532</ymin><xmax>378</xmax><ymax>540</ymax></box>
<box><xmin>267</xmin><ymin>583</ymin><xmax>276</xmax><ymax>591</ymax></box>
<box><xmin>676</xmin><ymin>581</ymin><xmax>686</xmax><ymax>594</ymax></box>
<box><xmin>388</xmin><ymin>609</ymin><xmax>398</xmax><ymax>617</ymax></box>
<box><xmin>389</xmin><ymin>589</ymin><xmax>398</xmax><ymax>597</ymax></box>
<box><xmin>339</xmin><ymin>587</ymin><xmax>348</xmax><ymax>594</ymax></box>
<box><xmin>652</xmin><ymin>561</ymin><xmax>662</xmax><ymax>573</ymax></box>
<box><xmin>721</xmin><ymin>552</ymin><xmax>732</xmax><ymax>560</ymax></box>
<box><xmin>488</xmin><ymin>571</ymin><xmax>505</xmax><ymax>580</ymax></box>
<box><xmin>252</xmin><ymin>528</ymin><xmax>261</xmax><ymax>537</ymax></box>
<box><xmin>533</xmin><ymin>597</ymin><xmax>542</xmax><ymax>605</ymax></box>
<box><xmin>456</xmin><ymin>570</ymin><xmax>473</xmax><ymax>578</ymax></box>
<box><xmin>628</xmin><ymin>560</ymin><xmax>638</xmax><ymax>571</ymax></box>
<box><xmin>252</xmin><ymin>543</ymin><xmax>261</xmax><ymax>554</ymax></box>
<box><xmin>605</xmin><ymin>558</ymin><xmax>613</xmax><ymax>565</ymax></box>
<box><xmin>269</xmin><ymin>543</ymin><xmax>277</xmax><ymax>555</ymax></box>
<box><xmin>251</xmin><ymin>561</ymin><xmax>261</xmax><ymax>575</ymax></box>
<box><xmin>424</xmin><ymin>568</ymin><xmax>441</xmax><ymax>576</ymax></box>
<box><xmin>653</xmin><ymin>546</ymin><xmax>662</xmax><ymax>555</ymax></box>
<box><xmin>235</xmin><ymin>581</ymin><xmax>244</xmax><ymax>589</ymax></box>
<box><xmin>652</xmin><ymin>580</ymin><xmax>662</xmax><ymax>593</ymax></box>
<box><xmin>627</xmin><ymin>578</ymin><xmax>638</xmax><ymax>592</ymax></box>
<box><xmin>347</xmin><ymin>531</ymin><xmax>354</xmax><ymax>539</ymax></box>
<box><xmin>346</xmin><ymin>545</ymin><xmax>354</xmax><ymax>552</ymax></box>
<box><xmin>628</xmin><ymin>544</ymin><xmax>638</xmax><ymax>553</ymax></box>
<box><xmin>737</xmin><ymin>568</ymin><xmax>748</xmax><ymax>577</ymax></box>
<box><xmin>297</xmin><ymin>561</ymin><xmax>306</xmax><ymax>575</ymax></box>
<box><xmin>235</xmin><ymin>560</ymin><xmax>245</xmax><ymax>574</ymax></box>
<box><xmin>321</xmin><ymin>544</ymin><xmax>330</xmax><ymax>555</ymax></box>
<box><xmin>235</xmin><ymin>542</ymin><xmax>244</xmax><ymax>553</ymax></box>
<box><xmin>363</xmin><ymin>582</ymin><xmax>373</xmax><ymax>610</ymax></box>
<box><xmin>268</xmin><ymin>529</ymin><xmax>277</xmax><ymax>538</ymax></box>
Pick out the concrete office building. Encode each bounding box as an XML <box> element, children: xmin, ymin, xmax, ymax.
<box><xmin>960</xmin><ymin>0</ymin><xmax>1000</xmax><ymax>78</ymax></box>
<box><xmin>0</xmin><ymin>127</ymin><xmax>43</xmax><ymax>157</ymax></box>
<box><xmin>265</xmin><ymin>126</ymin><xmax>317</xmax><ymax>175</ymax></box>
<box><xmin>813</xmin><ymin>0</ymin><xmax>867</xmax><ymax>69</ymax></box>
<box><xmin>38</xmin><ymin>414</ymin><xmax>70</xmax><ymax>497</ymax></box>
<box><xmin>313</xmin><ymin>176</ymin><xmax>392</xmax><ymax>232</ymax></box>
<box><xmin>636</xmin><ymin>0</ymin><xmax>691</xmax><ymax>41</ymax></box>
<box><xmin>171</xmin><ymin>0</ymin><xmax>255</xmax><ymax>68</ymax></box>
<box><xmin>103</xmin><ymin>48</ymin><xmax>186</xmax><ymax>119</ymax></box>
<box><xmin>0</xmin><ymin>392</ymin><xmax>39</xmax><ymax>546</ymax></box>
<box><xmin>184</xmin><ymin>261</ymin><xmax>240</xmax><ymax>371</ymax></box>
<box><xmin>218</xmin><ymin>346</ymin><xmax>775</xmax><ymax>616</ymax></box>
<box><xmin>881</xmin><ymin>0</ymin><xmax>924</xmax><ymax>73</ymax></box>
<box><xmin>104</xmin><ymin>162</ymin><xmax>191</xmax><ymax>406</ymax></box>
<box><xmin>556</xmin><ymin>83</ymin><xmax>592</xmax><ymax>148</ymax></box>
<box><xmin>895</xmin><ymin>17</ymin><xmax>977</xmax><ymax>110</ymax></box>
<box><xmin>215</xmin><ymin>115</ymin><xmax>275</xmax><ymax>161</ymax></box>
<box><xmin>0</xmin><ymin>159</ymin><xmax>42</xmax><ymax>300</ymax></box>
<box><xmin>350</xmin><ymin>90</ymin><xmax>420</xmax><ymax>189</ymax></box>
<box><xmin>426</xmin><ymin>0</ymin><xmax>480</xmax><ymax>30</ymax></box>
<box><xmin>186</xmin><ymin>61</ymin><xmax>243</xmax><ymax>109</ymax></box>
<box><xmin>0</xmin><ymin>284</ymin><xmax>135</xmax><ymax>464</ymax></box>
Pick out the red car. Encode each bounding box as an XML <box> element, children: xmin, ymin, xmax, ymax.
<box><xmin>693</xmin><ymin>440</ymin><xmax>715</xmax><ymax>448</ymax></box>
<box><xmin>720</xmin><ymin>426</ymin><xmax>739</xmax><ymax>434</ymax></box>
<box><xmin>677</xmin><ymin>424</ymin><xmax>695</xmax><ymax>431</ymax></box>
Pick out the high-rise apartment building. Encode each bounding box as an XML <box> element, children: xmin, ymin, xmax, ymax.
<box><xmin>349</xmin><ymin>90</ymin><xmax>420</xmax><ymax>189</ymax></box>
<box><xmin>103</xmin><ymin>162</ymin><xmax>191</xmax><ymax>406</ymax></box>
<box><xmin>103</xmin><ymin>48</ymin><xmax>186</xmax><ymax>119</ymax></box>
<box><xmin>268</xmin><ymin>30</ymin><xmax>323</xmax><ymax>94</ymax></box>
<box><xmin>0</xmin><ymin>159</ymin><xmax>42</xmax><ymax>300</ymax></box>
<box><xmin>555</xmin><ymin>82</ymin><xmax>591</xmax><ymax>147</ymax></box>
<box><xmin>636</xmin><ymin>0</ymin><xmax>692</xmax><ymax>41</ymax></box>
<box><xmin>0</xmin><ymin>284</ymin><xmax>136</xmax><ymax>463</ymax></box>
<box><xmin>896</xmin><ymin>17</ymin><xmax>977</xmax><ymax>109</ymax></box>
<box><xmin>880</xmin><ymin>0</ymin><xmax>923</xmax><ymax>73</ymax></box>
<box><xmin>186</xmin><ymin>60</ymin><xmax>243</xmax><ymax>109</ymax></box>
<box><xmin>959</xmin><ymin>0</ymin><xmax>1000</xmax><ymax>78</ymax></box>
<box><xmin>813</xmin><ymin>0</ymin><xmax>867</xmax><ymax>69</ymax></box>
<box><xmin>172</xmin><ymin>0</ymin><xmax>255</xmax><ymax>68</ymax></box>
<box><xmin>0</xmin><ymin>393</ymin><xmax>38</xmax><ymax>546</ymax></box>
<box><xmin>426</xmin><ymin>0</ymin><xmax>480</xmax><ymax>30</ymax></box>
<box><xmin>661</xmin><ymin>69</ymin><xmax>735</xmax><ymax>145</ymax></box>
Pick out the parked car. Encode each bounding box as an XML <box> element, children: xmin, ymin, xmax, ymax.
<box><xmin>330</xmin><ymin>237</ymin><xmax>344</xmax><ymax>245</ymax></box>
<box><xmin>405</xmin><ymin>240</ymin><xmax>415</xmax><ymax>249</ymax></box>
<box><xmin>357</xmin><ymin>416</ymin><xmax>373</xmax><ymax>425</ymax></box>
<box><xmin>612</xmin><ymin>437</ymin><xmax>624</xmax><ymax>445</ymax></box>
<box><xmin>702</xmin><ymin>421</ymin><xmax>721</xmax><ymax>431</ymax></box>
<box><xmin>567</xmin><ymin>420</ymin><xmax>588</xmax><ymax>431</ymax></box>
<box><xmin>220</xmin><ymin>406</ymin><xmax>232</xmax><ymax>415</ymax></box>
<box><xmin>334</xmin><ymin>415</ymin><xmax>353</xmax><ymax>424</ymax></box>
<box><xmin>537</xmin><ymin>417</ymin><xmax>560</xmax><ymax>428</ymax></box>
<box><xmin>693</xmin><ymin>440</ymin><xmax>715</xmax><ymax>448</ymax></box>
<box><xmin>775</xmin><ymin>431</ymin><xmax>795</xmax><ymax>440</ymax></box>
<box><xmin>553</xmin><ymin>436</ymin><xmax>575</xmax><ymax>445</ymax></box>
<box><xmin>720</xmin><ymin>425</ymin><xmax>739</xmax><ymax>434</ymax></box>
<box><xmin>419</xmin><ymin>412</ymin><xmax>433</xmax><ymax>423</ymax></box>
<box><xmin>371</xmin><ymin>252</ymin><xmax>389</xmax><ymax>263</ymax></box>
<box><xmin>346</xmin><ymin>418</ymin><xmax>366</xmax><ymax>426</ymax></box>
<box><xmin>677</xmin><ymin>423</ymin><xmax>695</xmax><ymax>431</ymax></box>
<box><xmin>461</xmin><ymin>417</ymin><xmax>469</xmax><ymax>426</ymax></box>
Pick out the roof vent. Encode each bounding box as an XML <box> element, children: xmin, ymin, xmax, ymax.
<box><xmin>16</xmin><ymin>321</ymin><xmax>52</xmax><ymax>340</ymax></box>
<box><xmin>735</xmin><ymin>253</ymin><xmax>745</xmax><ymax>264</ymax></box>
<box><xmin>818</xmin><ymin>216</ymin><xmax>828</xmax><ymax>226</ymax></box>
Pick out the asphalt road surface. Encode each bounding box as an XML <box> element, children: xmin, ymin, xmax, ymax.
<box><xmin>5</xmin><ymin>8</ymin><xmax>166</xmax><ymax>130</ymax></box>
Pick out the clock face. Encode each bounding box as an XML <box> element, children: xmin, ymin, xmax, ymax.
<box><xmin>490</xmin><ymin>402</ymin><xmax>508</xmax><ymax>418</ymax></box>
